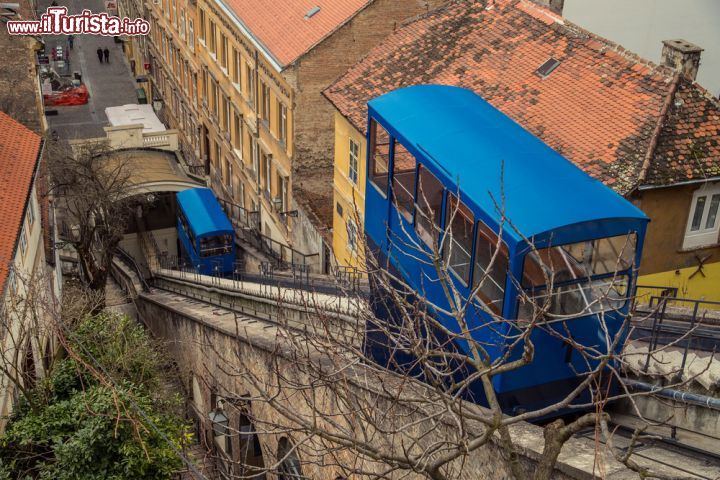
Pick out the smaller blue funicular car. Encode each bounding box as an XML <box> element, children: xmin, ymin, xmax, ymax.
<box><xmin>176</xmin><ymin>187</ymin><xmax>236</xmax><ymax>276</ymax></box>
<box><xmin>363</xmin><ymin>85</ymin><xmax>649</xmax><ymax>415</ymax></box>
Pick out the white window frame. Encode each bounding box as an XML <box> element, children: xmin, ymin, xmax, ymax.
<box><xmin>264</xmin><ymin>154</ymin><xmax>272</xmax><ymax>196</ymax></box>
<box><xmin>683</xmin><ymin>182</ymin><xmax>720</xmax><ymax>249</ymax></box>
<box><xmin>278</xmin><ymin>101</ymin><xmax>287</xmax><ymax>146</ymax></box>
<box><xmin>179</xmin><ymin>9</ymin><xmax>185</xmax><ymax>38</ymax></box>
<box><xmin>251</xmin><ymin>140</ymin><xmax>259</xmax><ymax>184</ymax></box>
<box><xmin>27</xmin><ymin>200</ymin><xmax>35</xmax><ymax>225</ymax></box>
<box><xmin>348</xmin><ymin>138</ymin><xmax>359</xmax><ymax>185</ymax></box>
<box><xmin>346</xmin><ymin>218</ymin><xmax>358</xmax><ymax>253</ymax></box>
<box><xmin>188</xmin><ymin>19</ymin><xmax>195</xmax><ymax>51</ymax></box>
<box><xmin>19</xmin><ymin>227</ymin><xmax>27</xmax><ymax>256</ymax></box>
<box><xmin>226</xmin><ymin>159</ymin><xmax>233</xmax><ymax>195</ymax></box>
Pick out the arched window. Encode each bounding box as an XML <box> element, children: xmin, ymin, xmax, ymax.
<box><xmin>277</xmin><ymin>437</ymin><xmax>303</xmax><ymax>479</ymax></box>
<box><xmin>238</xmin><ymin>409</ymin><xmax>265</xmax><ymax>474</ymax></box>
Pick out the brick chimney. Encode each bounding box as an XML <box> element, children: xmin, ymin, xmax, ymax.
<box><xmin>661</xmin><ymin>39</ymin><xmax>703</xmax><ymax>81</ymax></box>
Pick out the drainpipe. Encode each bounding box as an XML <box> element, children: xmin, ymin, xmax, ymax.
<box><xmin>623</xmin><ymin>378</ymin><xmax>720</xmax><ymax>411</ymax></box>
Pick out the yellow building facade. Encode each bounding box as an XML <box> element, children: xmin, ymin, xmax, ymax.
<box><xmin>332</xmin><ymin>112</ymin><xmax>366</xmax><ymax>270</ymax></box>
<box><xmin>122</xmin><ymin>0</ymin><xmax>295</xmax><ymax>245</ymax></box>
<box><xmin>194</xmin><ymin>0</ymin><xmax>294</xmax><ymax>243</ymax></box>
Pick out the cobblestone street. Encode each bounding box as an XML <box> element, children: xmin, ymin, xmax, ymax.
<box><xmin>40</xmin><ymin>0</ymin><xmax>138</xmax><ymax>139</ymax></box>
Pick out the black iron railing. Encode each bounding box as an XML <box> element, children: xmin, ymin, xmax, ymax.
<box><xmin>157</xmin><ymin>254</ymin><xmax>366</xmax><ymax>296</ymax></box>
<box><xmin>217</xmin><ymin>198</ymin><xmax>318</xmax><ymax>270</ymax></box>
<box><xmin>636</xmin><ymin>295</ymin><xmax>720</xmax><ymax>376</ymax></box>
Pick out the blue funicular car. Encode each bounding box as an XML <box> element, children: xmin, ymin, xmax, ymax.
<box><xmin>363</xmin><ymin>85</ymin><xmax>649</xmax><ymax>415</ymax></box>
<box><xmin>176</xmin><ymin>187</ymin><xmax>236</xmax><ymax>276</ymax></box>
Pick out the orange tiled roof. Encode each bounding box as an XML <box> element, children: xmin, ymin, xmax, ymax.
<box><xmin>324</xmin><ymin>0</ymin><xmax>720</xmax><ymax>193</ymax></box>
<box><xmin>224</xmin><ymin>0</ymin><xmax>371</xmax><ymax>67</ymax></box>
<box><xmin>0</xmin><ymin>111</ymin><xmax>43</xmax><ymax>294</ymax></box>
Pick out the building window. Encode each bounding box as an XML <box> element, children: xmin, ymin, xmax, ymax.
<box><xmin>222</xmin><ymin>96</ymin><xmax>230</xmax><ymax>129</ymax></box>
<box><xmin>233</xmin><ymin>111</ymin><xmax>242</xmax><ymax>151</ymax></box>
<box><xmin>277</xmin><ymin>438</ymin><xmax>303</xmax><ymax>480</ymax></box>
<box><xmin>277</xmin><ymin>101</ymin><xmax>287</xmax><ymax>146</ymax></box>
<box><xmin>212</xmin><ymin>81</ymin><xmax>219</xmax><ymax>117</ymax></box>
<box><xmin>220</xmin><ymin>35</ymin><xmax>228</xmax><ymax>71</ymax></box>
<box><xmin>202</xmin><ymin>68</ymin><xmax>209</xmax><ymax>104</ymax></box>
<box><xmin>198</xmin><ymin>10</ymin><xmax>205</xmax><ymax>43</ymax></box>
<box><xmin>7</xmin><ymin>269</ymin><xmax>16</xmax><ymax>294</ymax></box>
<box><xmin>179</xmin><ymin>10</ymin><xmax>185</xmax><ymax>38</ymax></box>
<box><xmin>251</xmin><ymin>140</ymin><xmax>259</xmax><ymax>183</ymax></box>
<box><xmin>261</xmin><ymin>82</ymin><xmax>271</xmax><ymax>127</ymax></box>
<box><xmin>187</xmin><ymin>19</ymin><xmax>194</xmax><ymax>51</ymax></box>
<box><xmin>684</xmin><ymin>182</ymin><xmax>720</xmax><ymax>249</ymax></box>
<box><xmin>346</xmin><ymin>218</ymin><xmax>358</xmax><ymax>253</ymax></box>
<box><xmin>348</xmin><ymin>138</ymin><xmax>359</xmax><ymax>185</ymax></box>
<box><xmin>226</xmin><ymin>158</ymin><xmax>233</xmax><ymax>195</ymax></box>
<box><xmin>262</xmin><ymin>153</ymin><xmax>272</xmax><ymax>197</ymax></box>
<box><xmin>19</xmin><ymin>226</ymin><xmax>27</xmax><ymax>256</ymax></box>
<box><xmin>245</xmin><ymin>63</ymin><xmax>256</xmax><ymax>106</ymax></box>
<box><xmin>209</xmin><ymin>21</ymin><xmax>216</xmax><ymax>55</ymax></box>
<box><xmin>232</xmin><ymin>49</ymin><xmax>240</xmax><ymax>85</ymax></box>
<box><xmin>27</xmin><ymin>200</ymin><xmax>35</xmax><ymax>225</ymax></box>
<box><xmin>192</xmin><ymin>71</ymin><xmax>198</xmax><ymax>105</ymax></box>
<box><xmin>279</xmin><ymin>175</ymin><xmax>288</xmax><ymax>213</ymax></box>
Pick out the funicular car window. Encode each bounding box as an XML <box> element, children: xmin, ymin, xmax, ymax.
<box><xmin>415</xmin><ymin>165</ymin><xmax>444</xmax><ymax>247</ymax></box>
<box><xmin>369</xmin><ymin>120</ymin><xmax>390</xmax><ymax>196</ymax></box>
<box><xmin>473</xmin><ymin>221</ymin><xmax>509</xmax><ymax>315</ymax></box>
<box><xmin>444</xmin><ymin>194</ymin><xmax>474</xmax><ymax>284</ymax></box>
<box><xmin>199</xmin><ymin>234</ymin><xmax>233</xmax><ymax>257</ymax></box>
<box><xmin>518</xmin><ymin>234</ymin><xmax>637</xmax><ymax>319</ymax></box>
<box><xmin>179</xmin><ymin>209</ymin><xmax>196</xmax><ymax>251</ymax></box>
<box><xmin>392</xmin><ymin>140</ymin><xmax>417</xmax><ymax>221</ymax></box>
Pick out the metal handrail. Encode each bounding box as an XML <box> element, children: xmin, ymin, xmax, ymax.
<box><xmin>116</xmin><ymin>247</ymin><xmax>151</xmax><ymax>292</ymax></box>
<box><xmin>639</xmin><ymin>295</ymin><xmax>720</xmax><ymax>376</ymax></box>
<box><xmin>218</xmin><ymin>198</ymin><xmax>318</xmax><ymax>269</ymax></box>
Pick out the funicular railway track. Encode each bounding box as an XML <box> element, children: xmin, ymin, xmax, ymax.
<box><xmin>574</xmin><ymin>415</ymin><xmax>720</xmax><ymax>480</ymax></box>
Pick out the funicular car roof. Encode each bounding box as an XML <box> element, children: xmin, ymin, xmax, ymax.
<box><xmin>176</xmin><ymin>187</ymin><xmax>235</xmax><ymax>237</ymax></box>
<box><xmin>368</xmin><ymin>85</ymin><xmax>648</xmax><ymax>244</ymax></box>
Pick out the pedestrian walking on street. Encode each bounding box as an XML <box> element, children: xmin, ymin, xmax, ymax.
<box><xmin>96</xmin><ymin>47</ymin><xmax>103</xmax><ymax>63</ymax></box>
<box><xmin>103</xmin><ymin>48</ymin><xmax>110</xmax><ymax>63</ymax></box>
<box><xmin>68</xmin><ymin>35</ymin><xmax>74</xmax><ymax>49</ymax></box>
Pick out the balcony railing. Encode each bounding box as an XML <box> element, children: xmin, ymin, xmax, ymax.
<box><xmin>104</xmin><ymin>124</ymin><xmax>179</xmax><ymax>151</ymax></box>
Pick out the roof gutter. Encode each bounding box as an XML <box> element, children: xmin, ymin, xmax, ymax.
<box><xmin>214</xmin><ymin>0</ymin><xmax>284</xmax><ymax>72</ymax></box>
<box><xmin>635</xmin><ymin>73</ymin><xmax>681</xmax><ymax>189</ymax></box>
<box><xmin>637</xmin><ymin>175</ymin><xmax>720</xmax><ymax>191</ymax></box>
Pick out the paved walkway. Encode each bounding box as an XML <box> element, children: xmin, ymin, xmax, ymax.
<box><xmin>41</xmin><ymin>0</ymin><xmax>139</xmax><ymax>139</ymax></box>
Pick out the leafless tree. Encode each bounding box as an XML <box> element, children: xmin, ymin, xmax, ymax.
<box><xmin>45</xmin><ymin>138</ymin><xmax>142</xmax><ymax>308</ymax></box>
<box><xmin>0</xmin><ymin>265</ymin><xmax>60</xmax><ymax>416</ymax></box>
<box><xmin>164</xmin><ymin>191</ymin><xmax>709</xmax><ymax>480</ymax></box>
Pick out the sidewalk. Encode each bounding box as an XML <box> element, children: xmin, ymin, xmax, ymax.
<box><xmin>41</xmin><ymin>0</ymin><xmax>140</xmax><ymax>140</ymax></box>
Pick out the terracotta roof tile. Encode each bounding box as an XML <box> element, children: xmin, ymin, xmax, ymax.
<box><xmin>324</xmin><ymin>0</ymin><xmax>720</xmax><ymax>194</ymax></box>
<box><xmin>224</xmin><ymin>0</ymin><xmax>371</xmax><ymax>67</ymax></box>
<box><xmin>0</xmin><ymin>111</ymin><xmax>42</xmax><ymax>293</ymax></box>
